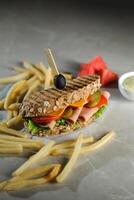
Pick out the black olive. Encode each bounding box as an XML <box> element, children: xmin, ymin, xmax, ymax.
<box><xmin>54</xmin><ymin>74</ymin><xmax>66</xmax><ymax>89</ymax></box>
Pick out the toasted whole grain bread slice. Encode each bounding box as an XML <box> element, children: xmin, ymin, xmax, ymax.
<box><xmin>20</xmin><ymin>75</ymin><xmax>100</xmax><ymax>118</ymax></box>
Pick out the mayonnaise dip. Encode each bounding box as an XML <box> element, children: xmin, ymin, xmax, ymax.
<box><xmin>123</xmin><ymin>76</ymin><xmax>134</xmax><ymax>92</ymax></box>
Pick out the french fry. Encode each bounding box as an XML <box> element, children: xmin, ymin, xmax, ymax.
<box><xmin>24</xmin><ymin>80</ymin><xmax>41</xmax><ymax>100</ymax></box>
<box><xmin>7</xmin><ymin>111</ymin><xmax>13</xmax><ymax>120</ymax></box>
<box><xmin>61</xmin><ymin>72</ymin><xmax>73</xmax><ymax>80</ymax></box>
<box><xmin>0</xmin><ymin>71</ymin><xmax>31</xmax><ymax>84</ymax></box>
<box><xmin>20</xmin><ymin>142</ymin><xmax>43</xmax><ymax>150</ymax></box>
<box><xmin>44</xmin><ymin>67</ymin><xmax>52</xmax><ymax>89</ymax></box>
<box><xmin>8</xmin><ymin>103</ymin><xmax>21</xmax><ymax>111</ymax></box>
<box><xmin>6</xmin><ymin>115</ymin><xmax>23</xmax><ymax>128</ymax></box>
<box><xmin>56</xmin><ymin>134</ymin><xmax>83</xmax><ymax>183</ymax></box>
<box><xmin>37</xmin><ymin>63</ymin><xmax>52</xmax><ymax>89</ymax></box>
<box><xmin>27</xmin><ymin>75</ymin><xmax>37</xmax><ymax>86</ymax></box>
<box><xmin>14</xmin><ymin>164</ymin><xmax>60</xmax><ymax>180</ymax></box>
<box><xmin>0</xmin><ymin>164</ymin><xmax>56</xmax><ymax>190</ymax></box>
<box><xmin>80</xmin><ymin>131</ymin><xmax>115</xmax><ymax>154</ymax></box>
<box><xmin>0</xmin><ymin>139</ymin><xmax>44</xmax><ymax>151</ymax></box>
<box><xmin>52</xmin><ymin>136</ymin><xmax>94</xmax><ymax>151</ymax></box>
<box><xmin>12</xmin><ymin>140</ymin><xmax>55</xmax><ymax>176</ymax></box>
<box><xmin>3</xmin><ymin>178</ymin><xmax>46</xmax><ymax>191</ymax></box>
<box><xmin>36</xmin><ymin>62</ymin><xmax>47</xmax><ymax>75</ymax></box>
<box><xmin>0</xmin><ymin>98</ymin><xmax>5</xmax><ymax>110</ymax></box>
<box><xmin>53</xmin><ymin>131</ymin><xmax>115</xmax><ymax>156</ymax></box>
<box><xmin>3</xmin><ymin>165</ymin><xmax>61</xmax><ymax>191</ymax></box>
<box><xmin>23</xmin><ymin>61</ymin><xmax>45</xmax><ymax>82</ymax></box>
<box><xmin>51</xmin><ymin>148</ymin><xmax>70</xmax><ymax>156</ymax></box>
<box><xmin>0</xmin><ymin>121</ymin><xmax>7</xmax><ymax>127</ymax></box>
<box><xmin>0</xmin><ymin>144</ymin><xmax>23</xmax><ymax>154</ymax></box>
<box><xmin>4</xmin><ymin>80</ymin><xmax>28</xmax><ymax>109</ymax></box>
<box><xmin>12</xmin><ymin>66</ymin><xmax>30</xmax><ymax>73</ymax></box>
<box><xmin>12</xmin><ymin>110</ymin><xmax>18</xmax><ymax>117</ymax></box>
<box><xmin>0</xmin><ymin>143</ymin><xmax>21</xmax><ymax>148</ymax></box>
<box><xmin>0</xmin><ymin>125</ymin><xmax>27</xmax><ymax>138</ymax></box>
<box><xmin>0</xmin><ymin>135</ymin><xmax>42</xmax><ymax>143</ymax></box>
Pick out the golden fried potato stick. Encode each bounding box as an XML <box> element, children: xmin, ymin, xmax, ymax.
<box><xmin>52</xmin><ymin>131</ymin><xmax>115</xmax><ymax>156</ymax></box>
<box><xmin>0</xmin><ymin>143</ymin><xmax>22</xmax><ymax>148</ymax></box>
<box><xmin>52</xmin><ymin>136</ymin><xmax>94</xmax><ymax>151</ymax></box>
<box><xmin>2</xmin><ymin>165</ymin><xmax>61</xmax><ymax>191</ymax></box>
<box><xmin>12</xmin><ymin>110</ymin><xmax>18</xmax><ymax>117</ymax></box>
<box><xmin>36</xmin><ymin>62</ymin><xmax>47</xmax><ymax>75</ymax></box>
<box><xmin>61</xmin><ymin>72</ymin><xmax>73</xmax><ymax>80</ymax></box>
<box><xmin>7</xmin><ymin>110</ymin><xmax>13</xmax><ymax>120</ymax></box>
<box><xmin>80</xmin><ymin>131</ymin><xmax>115</xmax><ymax>154</ymax></box>
<box><xmin>0</xmin><ymin>135</ymin><xmax>42</xmax><ymax>143</ymax></box>
<box><xmin>0</xmin><ymin>139</ymin><xmax>44</xmax><ymax>151</ymax></box>
<box><xmin>27</xmin><ymin>75</ymin><xmax>37</xmax><ymax>86</ymax></box>
<box><xmin>12</xmin><ymin>66</ymin><xmax>33</xmax><ymax>74</ymax></box>
<box><xmin>44</xmin><ymin>67</ymin><xmax>52</xmax><ymax>89</ymax></box>
<box><xmin>0</xmin><ymin>144</ymin><xmax>23</xmax><ymax>154</ymax></box>
<box><xmin>24</xmin><ymin>80</ymin><xmax>41</xmax><ymax>100</ymax></box>
<box><xmin>0</xmin><ymin>125</ymin><xmax>27</xmax><ymax>138</ymax></box>
<box><xmin>0</xmin><ymin>98</ymin><xmax>5</xmax><ymax>110</ymax></box>
<box><xmin>37</xmin><ymin>63</ymin><xmax>52</xmax><ymax>89</ymax></box>
<box><xmin>0</xmin><ymin>71</ymin><xmax>31</xmax><ymax>84</ymax></box>
<box><xmin>0</xmin><ymin>121</ymin><xmax>7</xmax><ymax>127</ymax></box>
<box><xmin>12</xmin><ymin>140</ymin><xmax>55</xmax><ymax>176</ymax></box>
<box><xmin>4</xmin><ymin>80</ymin><xmax>28</xmax><ymax>109</ymax></box>
<box><xmin>8</xmin><ymin>103</ymin><xmax>21</xmax><ymax>111</ymax></box>
<box><xmin>23</xmin><ymin>61</ymin><xmax>45</xmax><ymax>82</ymax></box>
<box><xmin>0</xmin><ymin>164</ymin><xmax>57</xmax><ymax>190</ymax></box>
<box><xmin>56</xmin><ymin>134</ymin><xmax>83</xmax><ymax>183</ymax></box>
<box><xmin>15</xmin><ymin>164</ymin><xmax>60</xmax><ymax>180</ymax></box>
<box><xmin>6</xmin><ymin>115</ymin><xmax>23</xmax><ymax>128</ymax></box>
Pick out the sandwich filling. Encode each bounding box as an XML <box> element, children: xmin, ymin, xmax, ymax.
<box><xmin>25</xmin><ymin>90</ymin><xmax>110</xmax><ymax>136</ymax></box>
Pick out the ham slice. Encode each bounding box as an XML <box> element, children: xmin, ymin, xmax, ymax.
<box><xmin>47</xmin><ymin>120</ymin><xmax>56</xmax><ymax>130</ymax></box>
<box><xmin>67</xmin><ymin>107</ymin><xmax>83</xmax><ymax>123</ymax></box>
<box><xmin>79</xmin><ymin>107</ymin><xmax>98</xmax><ymax>122</ymax></box>
<box><xmin>79</xmin><ymin>90</ymin><xmax>110</xmax><ymax>122</ymax></box>
<box><xmin>101</xmin><ymin>91</ymin><xmax>110</xmax><ymax>100</ymax></box>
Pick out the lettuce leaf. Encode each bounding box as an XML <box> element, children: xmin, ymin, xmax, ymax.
<box><xmin>94</xmin><ymin>105</ymin><xmax>107</xmax><ymax>118</ymax></box>
<box><xmin>27</xmin><ymin>120</ymin><xmax>39</xmax><ymax>135</ymax></box>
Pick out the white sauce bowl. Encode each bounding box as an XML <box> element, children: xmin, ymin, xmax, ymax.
<box><xmin>118</xmin><ymin>71</ymin><xmax>134</xmax><ymax>101</ymax></box>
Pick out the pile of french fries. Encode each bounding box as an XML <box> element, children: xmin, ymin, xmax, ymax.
<box><xmin>0</xmin><ymin>60</ymin><xmax>72</xmax><ymax>129</ymax></box>
<box><xmin>0</xmin><ymin>131</ymin><xmax>115</xmax><ymax>191</ymax></box>
<box><xmin>0</xmin><ymin>124</ymin><xmax>44</xmax><ymax>154</ymax></box>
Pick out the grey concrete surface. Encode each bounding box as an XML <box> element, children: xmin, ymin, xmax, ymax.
<box><xmin>0</xmin><ymin>1</ymin><xmax>134</xmax><ymax>200</ymax></box>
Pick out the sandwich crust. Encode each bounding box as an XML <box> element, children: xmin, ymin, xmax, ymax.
<box><xmin>20</xmin><ymin>75</ymin><xmax>100</xmax><ymax>118</ymax></box>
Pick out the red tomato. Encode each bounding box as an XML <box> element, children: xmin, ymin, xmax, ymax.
<box><xmin>32</xmin><ymin>115</ymin><xmax>60</xmax><ymax>123</ymax></box>
<box><xmin>99</xmin><ymin>69</ymin><xmax>118</xmax><ymax>86</ymax></box>
<box><xmin>77</xmin><ymin>65</ymin><xmax>95</xmax><ymax>77</ymax></box>
<box><xmin>85</xmin><ymin>95</ymin><xmax>107</xmax><ymax>108</ymax></box>
<box><xmin>89</xmin><ymin>56</ymin><xmax>107</xmax><ymax>72</ymax></box>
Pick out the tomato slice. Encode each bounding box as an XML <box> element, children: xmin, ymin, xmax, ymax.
<box><xmin>85</xmin><ymin>95</ymin><xmax>107</xmax><ymax>108</ymax></box>
<box><xmin>89</xmin><ymin>56</ymin><xmax>107</xmax><ymax>72</ymax></box>
<box><xmin>32</xmin><ymin>109</ymin><xmax>65</xmax><ymax>123</ymax></box>
<box><xmin>99</xmin><ymin>68</ymin><xmax>118</xmax><ymax>86</ymax></box>
<box><xmin>32</xmin><ymin>116</ymin><xmax>59</xmax><ymax>123</ymax></box>
<box><xmin>70</xmin><ymin>98</ymin><xmax>88</xmax><ymax>107</ymax></box>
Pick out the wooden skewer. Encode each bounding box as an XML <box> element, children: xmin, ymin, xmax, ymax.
<box><xmin>44</xmin><ymin>48</ymin><xmax>59</xmax><ymax>76</ymax></box>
